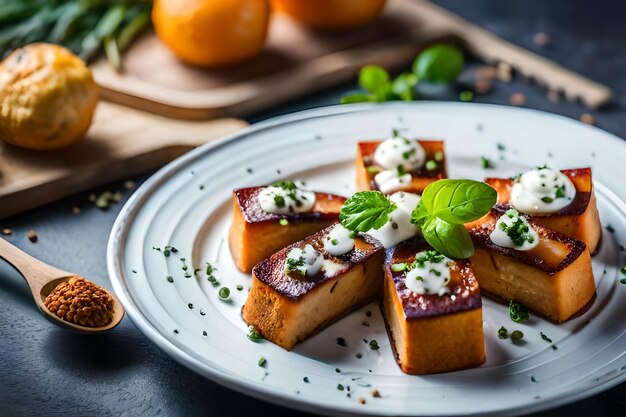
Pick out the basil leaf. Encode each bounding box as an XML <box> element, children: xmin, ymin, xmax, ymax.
<box><xmin>413</xmin><ymin>44</ymin><xmax>464</xmax><ymax>84</ymax></box>
<box><xmin>358</xmin><ymin>65</ymin><xmax>391</xmax><ymax>101</ymax></box>
<box><xmin>421</xmin><ymin>217</ymin><xmax>474</xmax><ymax>259</ymax></box>
<box><xmin>340</xmin><ymin>93</ymin><xmax>377</xmax><ymax>104</ymax></box>
<box><xmin>359</xmin><ymin>65</ymin><xmax>389</xmax><ymax>93</ymax></box>
<box><xmin>391</xmin><ymin>72</ymin><xmax>418</xmax><ymax>101</ymax></box>
<box><xmin>415</xmin><ymin>179</ymin><xmax>496</xmax><ymax>225</ymax></box>
<box><xmin>410</xmin><ymin>203</ymin><xmax>430</xmax><ymax>227</ymax></box>
<box><xmin>340</xmin><ymin>191</ymin><xmax>397</xmax><ymax>233</ymax></box>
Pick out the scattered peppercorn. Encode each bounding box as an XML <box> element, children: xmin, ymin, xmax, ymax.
<box><xmin>509</xmin><ymin>92</ymin><xmax>526</xmax><ymax>106</ymax></box>
<box><xmin>497</xmin><ymin>62</ymin><xmax>513</xmax><ymax>82</ymax></box>
<box><xmin>474</xmin><ymin>79</ymin><xmax>492</xmax><ymax>94</ymax></box>
<box><xmin>44</xmin><ymin>276</ymin><xmax>114</xmax><ymax>327</ymax></box>
<box><xmin>26</xmin><ymin>229</ymin><xmax>37</xmax><ymax>242</ymax></box>
<box><xmin>336</xmin><ymin>337</ymin><xmax>347</xmax><ymax>347</ymax></box>
<box><xmin>533</xmin><ymin>32</ymin><xmax>550</xmax><ymax>47</ymax></box>
<box><xmin>580</xmin><ymin>113</ymin><xmax>595</xmax><ymax>125</ymax></box>
<box><xmin>371</xmin><ymin>389</ymin><xmax>381</xmax><ymax>398</ymax></box>
<box><xmin>358</xmin><ymin>398</ymin><xmax>366</xmax><ymax>405</ymax></box>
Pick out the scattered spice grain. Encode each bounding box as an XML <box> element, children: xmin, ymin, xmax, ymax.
<box><xmin>580</xmin><ymin>113</ymin><xmax>596</xmax><ymax>125</ymax></box>
<box><xmin>44</xmin><ymin>276</ymin><xmax>114</xmax><ymax>327</ymax></box>
<box><xmin>509</xmin><ymin>93</ymin><xmax>526</xmax><ymax>106</ymax></box>
<box><xmin>26</xmin><ymin>229</ymin><xmax>37</xmax><ymax>242</ymax></box>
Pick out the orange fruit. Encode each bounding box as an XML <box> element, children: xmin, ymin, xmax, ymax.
<box><xmin>272</xmin><ymin>0</ymin><xmax>387</xmax><ymax>30</ymax></box>
<box><xmin>152</xmin><ymin>0</ymin><xmax>270</xmax><ymax>67</ymax></box>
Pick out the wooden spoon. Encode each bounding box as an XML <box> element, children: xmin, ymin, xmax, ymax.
<box><xmin>0</xmin><ymin>237</ymin><xmax>124</xmax><ymax>332</ymax></box>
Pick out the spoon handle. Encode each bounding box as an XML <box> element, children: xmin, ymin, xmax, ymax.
<box><xmin>0</xmin><ymin>238</ymin><xmax>70</xmax><ymax>294</ymax></box>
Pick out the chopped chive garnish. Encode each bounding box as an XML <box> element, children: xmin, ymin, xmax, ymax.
<box><xmin>459</xmin><ymin>90</ymin><xmax>474</xmax><ymax>102</ymax></box>
<box><xmin>369</xmin><ymin>340</ymin><xmax>380</xmax><ymax>350</ymax></box>
<box><xmin>434</xmin><ymin>151</ymin><xmax>444</xmax><ymax>161</ymax></box>
<box><xmin>497</xmin><ymin>143</ymin><xmax>506</xmax><ymax>151</ymax></box>
<box><xmin>366</xmin><ymin>166</ymin><xmax>380</xmax><ymax>175</ymax></box>
<box><xmin>166</xmin><ymin>275</ymin><xmax>174</xmax><ymax>283</ymax></box>
<box><xmin>303</xmin><ymin>377</ymin><xmax>310</xmax><ymax>383</ymax></box>
<box><xmin>279</xmin><ymin>218</ymin><xmax>289</xmax><ymax>226</ymax></box>
<box><xmin>336</xmin><ymin>337</ymin><xmax>347</xmax><ymax>347</ymax></box>
<box><xmin>218</xmin><ymin>287</ymin><xmax>230</xmax><ymax>301</ymax></box>
<box><xmin>236</xmin><ymin>285</ymin><xmax>244</xmax><ymax>291</ymax></box>
<box><xmin>511</xmin><ymin>330</ymin><xmax>524</xmax><ymax>341</ymax></box>
<box><xmin>247</xmin><ymin>326</ymin><xmax>262</xmax><ymax>342</ymax></box>
<box><xmin>425</xmin><ymin>160</ymin><xmax>437</xmax><ymax>171</ymax></box>
<box><xmin>188</xmin><ymin>303</ymin><xmax>193</xmax><ymax>309</ymax></box>
<box><xmin>509</xmin><ymin>300</ymin><xmax>529</xmax><ymax>323</ymax></box>
<box><xmin>258</xmin><ymin>357</ymin><xmax>267</xmax><ymax>367</ymax></box>
<box><xmin>337</xmin><ymin>384</ymin><xmax>345</xmax><ymax>391</ymax></box>
<box><xmin>540</xmin><ymin>332</ymin><xmax>553</xmax><ymax>343</ymax></box>
<box><xmin>606</xmin><ymin>225</ymin><xmax>615</xmax><ymax>233</ymax></box>
<box><xmin>335</xmin><ymin>368</ymin><xmax>341</xmax><ymax>373</ymax></box>
<box><xmin>391</xmin><ymin>262</ymin><xmax>408</xmax><ymax>272</ymax></box>
<box><xmin>498</xmin><ymin>326</ymin><xmax>509</xmax><ymax>339</ymax></box>
<box><xmin>480</xmin><ymin>156</ymin><xmax>494</xmax><ymax>169</ymax></box>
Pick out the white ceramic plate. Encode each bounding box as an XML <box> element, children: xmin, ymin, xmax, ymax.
<box><xmin>107</xmin><ymin>103</ymin><xmax>626</xmax><ymax>417</ymax></box>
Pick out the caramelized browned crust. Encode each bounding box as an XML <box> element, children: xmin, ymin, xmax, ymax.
<box><xmin>467</xmin><ymin>210</ymin><xmax>587</xmax><ymax>274</ymax></box>
<box><xmin>382</xmin><ymin>238</ymin><xmax>485</xmax><ymax>374</ymax></box>
<box><xmin>243</xmin><ymin>224</ymin><xmax>386</xmax><ymax>350</ymax></box>
<box><xmin>486</xmin><ymin>167</ymin><xmax>602</xmax><ymax>254</ymax></box>
<box><xmin>466</xmin><ymin>211</ymin><xmax>595</xmax><ymax>322</ymax></box>
<box><xmin>356</xmin><ymin>140</ymin><xmax>447</xmax><ymax>194</ymax></box>
<box><xmin>252</xmin><ymin>226</ymin><xmax>383</xmax><ymax>300</ymax></box>
<box><xmin>234</xmin><ymin>187</ymin><xmax>346</xmax><ymax>224</ymax></box>
<box><xmin>384</xmin><ymin>237</ymin><xmax>482</xmax><ymax>319</ymax></box>
<box><xmin>229</xmin><ymin>187</ymin><xmax>346</xmax><ymax>273</ymax></box>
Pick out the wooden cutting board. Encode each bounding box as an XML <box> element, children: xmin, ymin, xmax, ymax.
<box><xmin>0</xmin><ymin>102</ymin><xmax>246</xmax><ymax>219</ymax></box>
<box><xmin>91</xmin><ymin>0</ymin><xmax>612</xmax><ymax>120</ymax></box>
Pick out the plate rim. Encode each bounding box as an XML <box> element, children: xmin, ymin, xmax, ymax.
<box><xmin>107</xmin><ymin>101</ymin><xmax>626</xmax><ymax>417</ymax></box>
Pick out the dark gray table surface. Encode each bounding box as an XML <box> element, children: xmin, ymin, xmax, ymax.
<box><xmin>1</xmin><ymin>1</ymin><xmax>625</xmax><ymax>416</ymax></box>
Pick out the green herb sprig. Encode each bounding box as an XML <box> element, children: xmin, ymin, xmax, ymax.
<box><xmin>340</xmin><ymin>44</ymin><xmax>464</xmax><ymax>104</ymax></box>
<box><xmin>0</xmin><ymin>0</ymin><xmax>151</xmax><ymax>69</ymax></box>
<box><xmin>411</xmin><ymin>179</ymin><xmax>497</xmax><ymax>258</ymax></box>
<box><xmin>339</xmin><ymin>191</ymin><xmax>397</xmax><ymax>233</ymax></box>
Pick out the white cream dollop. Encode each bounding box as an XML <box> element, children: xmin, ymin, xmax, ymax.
<box><xmin>404</xmin><ymin>251</ymin><xmax>452</xmax><ymax>296</ymax></box>
<box><xmin>367</xmin><ymin>192</ymin><xmax>421</xmax><ymax>248</ymax></box>
<box><xmin>373</xmin><ymin>135</ymin><xmax>426</xmax><ymax>172</ymax></box>
<box><xmin>258</xmin><ymin>181</ymin><xmax>316</xmax><ymax>214</ymax></box>
<box><xmin>374</xmin><ymin>170</ymin><xmax>412</xmax><ymax>194</ymax></box>
<box><xmin>490</xmin><ymin>209</ymin><xmax>539</xmax><ymax>251</ymax></box>
<box><xmin>285</xmin><ymin>244</ymin><xmax>323</xmax><ymax>276</ymax></box>
<box><xmin>323</xmin><ymin>224</ymin><xmax>355</xmax><ymax>256</ymax></box>
<box><xmin>510</xmin><ymin>167</ymin><xmax>576</xmax><ymax>214</ymax></box>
